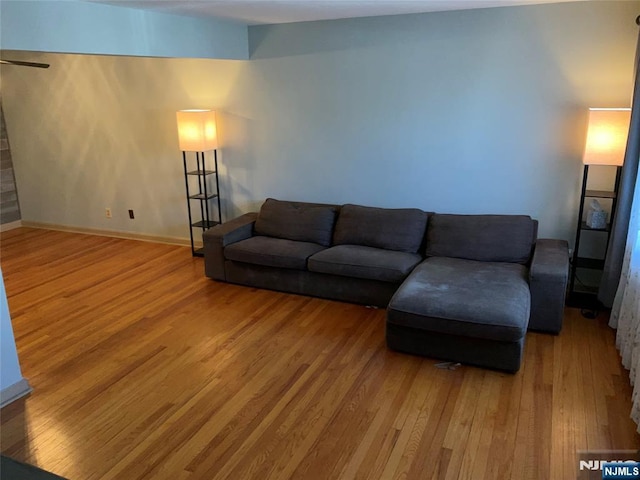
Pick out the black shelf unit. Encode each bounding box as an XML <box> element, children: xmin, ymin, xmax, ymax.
<box><xmin>182</xmin><ymin>150</ymin><xmax>221</xmax><ymax>257</ymax></box>
<box><xmin>567</xmin><ymin>164</ymin><xmax>621</xmax><ymax>308</ymax></box>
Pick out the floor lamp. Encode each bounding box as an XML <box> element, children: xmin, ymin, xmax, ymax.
<box><xmin>569</xmin><ymin>107</ymin><xmax>630</xmax><ymax>313</ymax></box>
<box><xmin>176</xmin><ymin>109</ymin><xmax>222</xmax><ymax>256</ymax></box>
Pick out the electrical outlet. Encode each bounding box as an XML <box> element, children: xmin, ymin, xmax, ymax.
<box><xmin>128</xmin><ymin>209</ymin><xmax>135</xmax><ymax>219</ymax></box>
<box><xmin>105</xmin><ymin>208</ymin><xmax>112</xmax><ymax>218</ymax></box>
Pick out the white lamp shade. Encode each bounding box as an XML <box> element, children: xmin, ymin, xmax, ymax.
<box><xmin>582</xmin><ymin>108</ymin><xmax>631</xmax><ymax>166</ymax></box>
<box><xmin>176</xmin><ymin>109</ymin><xmax>218</xmax><ymax>151</ymax></box>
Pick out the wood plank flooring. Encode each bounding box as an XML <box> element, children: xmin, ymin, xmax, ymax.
<box><xmin>0</xmin><ymin>227</ymin><xmax>638</xmax><ymax>480</ymax></box>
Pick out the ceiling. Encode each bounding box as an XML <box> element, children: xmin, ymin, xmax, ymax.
<box><xmin>87</xmin><ymin>0</ymin><xmax>584</xmax><ymax>25</ymax></box>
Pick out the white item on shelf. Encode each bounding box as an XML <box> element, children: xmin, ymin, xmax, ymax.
<box><xmin>586</xmin><ymin>199</ymin><xmax>607</xmax><ymax>229</ymax></box>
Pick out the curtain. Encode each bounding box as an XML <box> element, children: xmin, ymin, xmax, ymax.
<box><xmin>599</xmin><ymin>19</ymin><xmax>640</xmax><ymax>307</ymax></box>
<box><xmin>610</xmin><ymin>160</ymin><xmax>640</xmax><ymax>429</ymax></box>
<box><xmin>608</xmin><ymin>17</ymin><xmax>640</xmax><ymax>431</ymax></box>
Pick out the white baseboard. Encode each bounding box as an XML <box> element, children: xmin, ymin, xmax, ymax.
<box><xmin>0</xmin><ymin>378</ymin><xmax>32</xmax><ymax>408</ymax></box>
<box><xmin>20</xmin><ymin>222</ymin><xmax>198</xmax><ymax>247</ymax></box>
<box><xmin>0</xmin><ymin>220</ymin><xmax>23</xmax><ymax>232</ymax></box>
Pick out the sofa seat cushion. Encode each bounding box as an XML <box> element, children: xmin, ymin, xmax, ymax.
<box><xmin>308</xmin><ymin>245</ymin><xmax>422</xmax><ymax>283</ymax></box>
<box><xmin>333</xmin><ymin>204</ymin><xmax>428</xmax><ymax>253</ymax></box>
<box><xmin>254</xmin><ymin>198</ymin><xmax>339</xmax><ymax>247</ymax></box>
<box><xmin>388</xmin><ymin>257</ymin><xmax>530</xmax><ymax>342</ymax></box>
<box><xmin>224</xmin><ymin>236</ymin><xmax>326</xmax><ymax>270</ymax></box>
<box><xmin>425</xmin><ymin>214</ymin><xmax>535</xmax><ymax>264</ymax></box>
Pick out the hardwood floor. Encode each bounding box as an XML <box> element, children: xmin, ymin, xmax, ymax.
<box><xmin>0</xmin><ymin>227</ymin><xmax>638</xmax><ymax>480</ymax></box>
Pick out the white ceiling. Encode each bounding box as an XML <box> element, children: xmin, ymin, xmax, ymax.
<box><xmin>88</xmin><ymin>0</ymin><xmax>584</xmax><ymax>25</ymax></box>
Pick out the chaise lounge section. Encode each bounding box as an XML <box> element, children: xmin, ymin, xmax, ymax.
<box><xmin>203</xmin><ymin>198</ymin><xmax>569</xmax><ymax>372</ymax></box>
<box><xmin>387</xmin><ymin>214</ymin><xmax>539</xmax><ymax>372</ymax></box>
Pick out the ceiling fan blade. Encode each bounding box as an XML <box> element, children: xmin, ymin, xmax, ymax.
<box><xmin>0</xmin><ymin>59</ymin><xmax>50</xmax><ymax>69</ymax></box>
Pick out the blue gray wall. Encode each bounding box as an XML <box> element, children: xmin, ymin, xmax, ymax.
<box><xmin>233</xmin><ymin>1</ymin><xmax>638</xmax><ymax>240</ymax></box>
<box><xmin>1</xmin><ymin>1</ymin><xmax>638</xmax><ymax>243</ymax></box>
<box><xmin>0</xmin><ymin>269</ymin><xmax>29</xmax><ymax>407</ymax></box>
<box><xmin>0</xmin><ymin>0</ymin><xmax>248</xmax><ymax>59</ymax></box>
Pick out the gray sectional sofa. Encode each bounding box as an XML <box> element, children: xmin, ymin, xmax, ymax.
<box><xmin>203</xmin><ymin>198</ymin><xmax>569</xmax><ymax>372</ymax></box>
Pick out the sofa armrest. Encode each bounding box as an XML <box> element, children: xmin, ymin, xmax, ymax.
<box><xmin>528</xmin><ymin>238</ymin><xmax>569</xmax><ymax>334</ymax></box>
<box><xmin>203</xmin><ymin>212</ymin><xmax>258</xmax><ymax>280</ymax></box>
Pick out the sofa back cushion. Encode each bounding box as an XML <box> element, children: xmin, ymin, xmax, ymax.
<box><xmin>254</xmin><ymin>198</ymin><xmax>338</xmax><ymax>247</ymax></box>
<box><xmin>425</xmin><ymin>214</ymin><xmax>536</xmax><ymax>264</ymax></box>
<box><xmin>333</xmin><ymin>204</ymin><xmax>428</xmax><ymax>253</ymax></box>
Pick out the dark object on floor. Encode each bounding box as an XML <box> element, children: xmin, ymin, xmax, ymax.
<box><xmin>581</xmin><ymin>308</ymin><xmax>600</xmax><ymax>319</ymax></box>
<box><xmin>0</xmin><ymin>455</ymin><xmax>67</xmax><ymax>480</ymax></box>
